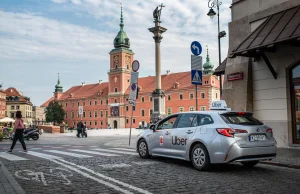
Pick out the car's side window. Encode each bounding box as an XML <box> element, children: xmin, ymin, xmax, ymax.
<box><xmin>157</xmin><ymin>116</ymin><xmax>178</xmax><ymax>130</ymax></box>
<box><xmin>176</xmin><ymin>114</ymin><xmax>196</xmax><ymax>128</ymax></box>
<box><xmin>199</xmin><ymin>114</ymin><xmax>214</xmax><ymax>125</ymax></box>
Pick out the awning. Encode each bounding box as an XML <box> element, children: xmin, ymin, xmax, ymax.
<box><xmin>230</xmin><ymin>5</ymin><xmax>300</xmax><ymax>79</ymax></box>
<box><xmin>214</xmin><ymin>58</ymin><xmax>227</xmax><ymax>76</ymax></box>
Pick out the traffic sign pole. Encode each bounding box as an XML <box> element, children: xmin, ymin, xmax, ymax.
<box><xmin>129</xmin><ymin>105</ymin><xmax>134</xmax><ymax>145</ymax></box>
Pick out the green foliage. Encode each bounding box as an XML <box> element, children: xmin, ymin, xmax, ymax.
<box><xmin>45</xmin><ymin>101</ymin><xmax>65</xmax><ymax>125</ymax></box>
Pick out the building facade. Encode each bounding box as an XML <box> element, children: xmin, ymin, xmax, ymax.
<box><xmin>32</xmin><ymin>106</ymin><xmax>46</xmax><ymax>126</ymax></box>
<box><xmin>223</xmin><ymin>0</ymin><xmax>300</xmax><ymax>147</ymax></box>
<box><xmin>5</xmin><ymin>87</ymin><xmax>33</xmax><ymax>125</ymax></box>
<box><xmin>42</xmin><ymin>8</ymin><xmax>220</xmax><ymax>129</ymax></box>
<box><xmin>0</xmin><ymin>86</ymin><xmax>6</xmax><ymax>119</ymax></box>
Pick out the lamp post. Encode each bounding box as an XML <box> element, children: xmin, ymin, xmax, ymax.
<box><xmin>207</xmin><ymin>0</ymin><xmax>226</xmax><ymax>98</ymax></box>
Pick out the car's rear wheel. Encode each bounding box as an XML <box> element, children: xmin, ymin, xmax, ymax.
<box><xmin>191</xmin><ymin>144</ymin><xmax>210</xmax><ymax>171</ymax></box>
<box><xmin>241</xmin><ymin>161</ymin><xmax>259</xmax><ymax>167</ymax></box>
<box><xmin>138</xmin><ymin>139</ymin><xmax>150</xmax><ymax>159</ymax></box>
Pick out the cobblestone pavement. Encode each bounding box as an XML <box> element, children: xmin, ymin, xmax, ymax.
<box><xmin>0</xmin><ymin>135</ymin><xmax>300</xmax><ymax>194</ymax></box>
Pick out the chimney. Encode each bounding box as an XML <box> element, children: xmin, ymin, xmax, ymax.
<box><xmin>82</xmin><ymin>82</ymin><xmax>85</xmax><ymax>86</ymax></box>
<box><xmin>166</xmin><ymin>70</ymin><xmax>171</xmax><ymax>75</ymax></box>
<box><xmin>99</xmin><ymin>80</ymin><xmax>102</xmax><ymax>84</ymax></box>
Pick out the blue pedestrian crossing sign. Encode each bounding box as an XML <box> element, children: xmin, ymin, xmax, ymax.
<box><xmin>191</xmin><ymin>70</ymin><xmax>202</xmax><ymax>85</ymax></box>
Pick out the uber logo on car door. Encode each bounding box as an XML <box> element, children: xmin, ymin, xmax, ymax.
<box><xmin>160</xmin><ymin>136</ymin><xmax>163</xmax><ymax>145</ymax></box>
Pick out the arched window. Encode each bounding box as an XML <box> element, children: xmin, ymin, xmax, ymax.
<box><xmin>291</xmin><ymin>63</ymin><xmax>300</xmax><ymax>144</ymax></box>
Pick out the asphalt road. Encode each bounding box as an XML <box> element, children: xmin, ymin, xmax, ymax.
<box><xmin>0</xmin><ymin>133</ymin><xmax>300</xmax><ymax>194</ymax></box>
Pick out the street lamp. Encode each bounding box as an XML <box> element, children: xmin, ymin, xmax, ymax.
<box><xmin>207</xmin><ymin>0</ymin><xmax>226</xmax><ymax>98</ymax></box>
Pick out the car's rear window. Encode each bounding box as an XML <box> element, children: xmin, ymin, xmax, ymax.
<box><xmin>221</xmin><ymin>113</ymin><xmax>263</xmax><ymax>125</ymax></box>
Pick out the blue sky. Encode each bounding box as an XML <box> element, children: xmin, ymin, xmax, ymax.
<box><xmin>0</xmin><ymin>0</ymin><xmax>231</xmax><ymax>106</ymax></box>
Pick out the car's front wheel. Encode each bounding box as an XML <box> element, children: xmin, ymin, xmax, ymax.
<box><xmin>191</xmin><ymin>144</ymin><xmax>210</xmax><ymax>171</ymax></box>
<box><xmin>241</xmin><ymin>161</ymin><xmax>259</xmax><ymax>167</ymax></box>
<box><xmin>138</xmin><ymin>139</ymin><xmax>150</xmax><ymax>159</ymax></box>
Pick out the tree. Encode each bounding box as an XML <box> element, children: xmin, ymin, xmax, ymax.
<box><xmin>45</xmin><ymin>101</ymin><xmax>65</xmax><ymax>125</ymax></box>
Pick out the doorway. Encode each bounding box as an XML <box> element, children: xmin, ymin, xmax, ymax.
<box><xmin>113</xmin><ymin>120</ymin><xmax>118</xmax><ymax>129</ymax></box>
<box><xmin>290</xmin><ymin>63</ymin><xmax>300</xmax><ymax>144</ymax></box>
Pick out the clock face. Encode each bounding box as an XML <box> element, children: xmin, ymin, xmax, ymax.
<box><xmin>113</xmin><ymin>56</ymin><xmax>119</xmax><ymax>64</ymax></box>
<box><xmin>125</xmin><ymin>56</ymin><xmax>130</xmax><ymax>65</ymax></box>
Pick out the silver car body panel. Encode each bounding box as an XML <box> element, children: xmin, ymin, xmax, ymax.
<box><xmin>136</xmin><ymin>111</ymin><xmax>277</xmax><ymax>164</ymax></box>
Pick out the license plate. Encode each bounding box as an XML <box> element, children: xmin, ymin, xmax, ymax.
<box><xmin>249</xmin><ymin>135</ymin><xmax>266</xmax><ymax>141</ymax></box>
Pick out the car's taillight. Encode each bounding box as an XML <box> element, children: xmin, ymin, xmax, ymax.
<box><xmin>266</xmin><ymin>128</ymin><xmax>273</xmax><ymax>133</ymax></box>
<box><xmin>233</xmin><ymin>129</ymin><xmax>248</xmax><ymax>133</ymax></box>
<box><xmin>217</xmin><ymin>128</ymin><xmax>234</xmax><ymax>137</ymax></box>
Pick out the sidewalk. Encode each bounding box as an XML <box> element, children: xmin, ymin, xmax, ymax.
<box><xmin>0</xmin><ymin>161</ymin><xmax>26</xmax><ymax>194</ymax></box>
<box><xmin>260</xmin><ymin>148</ymin><xmax>300</xmax><ymax>169</ymax></box>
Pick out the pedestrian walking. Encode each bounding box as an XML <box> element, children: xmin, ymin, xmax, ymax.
<box><xmin>144</xmin><ymin>121</ymin><xmax>147</xmax><ymax>129</ymax></box>
<box><xmin>8</xmin><ymin>111</ymin><xmax>27</xmax><ymax>153</ymax></box>
<box><xmin>76</xmin><ymin>120</ymin><xmax>83</xmax><ymax>137</ymax></box>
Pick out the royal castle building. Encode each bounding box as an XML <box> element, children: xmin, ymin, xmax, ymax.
<box><xmin>42</xmin><ymin>8</ymin><xmax>221</xmax><ymax>129</ymax></box>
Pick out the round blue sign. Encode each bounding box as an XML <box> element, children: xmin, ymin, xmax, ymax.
<box><xmin>190</xmin><ymin>41</ymin><xmax>202</xmax><ymax>56</ymax></box>
<box><xmin>131</xmin><ymin>83</ymin><xmax>137</xmax><ymax>91</ymax></box>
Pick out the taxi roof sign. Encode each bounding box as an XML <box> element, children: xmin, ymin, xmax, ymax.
<box><xmin>210</xmin><ymin>100</ymin><xmax>231</xmax><ymax>111</ymax></box>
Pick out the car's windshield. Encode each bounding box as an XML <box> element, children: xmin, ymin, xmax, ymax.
<box><xmin>221</xmin><ymin>113</ymin><xmax>263</xmax><ymax>126</ymax></box>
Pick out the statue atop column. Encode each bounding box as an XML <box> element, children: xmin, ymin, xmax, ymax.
<box><xmin>153</xmin><ymin>3</ymin><xmax>165</xmax><ymax>23</ymax></box>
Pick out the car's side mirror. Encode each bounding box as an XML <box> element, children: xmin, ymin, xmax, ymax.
<box><xmin>149</xmin><ymin>124</ymin><xmax>156</xmax><ymax>131</ymax></box>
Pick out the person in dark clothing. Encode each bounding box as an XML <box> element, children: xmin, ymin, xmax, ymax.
<box><xmin>8</xmin><ymin>111</ymin><xmax>27</xmax><ymax>153</ymax></box>
<box><xmin>76</xmin><ymin>120</ymin><xmax>83</xmax><ymax>137</ymax></box>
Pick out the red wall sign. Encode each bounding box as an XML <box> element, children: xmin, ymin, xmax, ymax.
<box><xmin>227</xmin><ymin>72</ymin><xmax>243</xmax><ymax>81</ymax></box>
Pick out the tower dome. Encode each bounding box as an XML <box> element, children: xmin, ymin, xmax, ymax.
<box><xmin>113</xmin><ymin>4</ymin><xmax>130</xmax><ymax>49</ymax></box>
<box><xmin>55</xmin><ymin>73</ymin><xmax>63</xmax><ymax>93</ymax></box>
<box><xmin>203</xmin><ymin>46</ymin><xmax>214</xmax><ymax>75</ymax></box>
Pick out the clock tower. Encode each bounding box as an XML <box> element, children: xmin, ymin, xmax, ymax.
<box><xmin>107</xmin><ymin>4</ymin><xmax>134</xmax><ymax>128</ymax></box>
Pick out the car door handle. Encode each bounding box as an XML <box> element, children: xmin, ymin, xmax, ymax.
<box><xmin>186</xmin><ymin>131</ymin><xmax>193</xmax><ymax>134</ymax></box>
<box><xmin>165</xmin><ymin>131</ymin><xmax>171</xmax><ymax>135</ymax></box>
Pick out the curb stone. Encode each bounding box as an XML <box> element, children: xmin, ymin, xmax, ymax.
<box><xmin>260</xmin><ymin>161</ymin><xmax>300</xmax><ymax>169</ymax></box>
<box><xmin>0</xmin><ymin>161</ymin><xmax>26</xmax><ymax>194</ymax></box>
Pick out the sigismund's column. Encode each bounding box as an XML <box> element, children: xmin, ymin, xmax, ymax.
<box><xmin>148</xmin><ymin>4</ymin><xmax>167</xmax><ymax>123</ymax></box>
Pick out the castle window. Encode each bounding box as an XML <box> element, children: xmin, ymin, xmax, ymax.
<box><xmin>168</xmin><ymin>95</ymin><xmax>171</xmax><ymax>101</ymax></box>
<box><xmin>114</xmin><ymin>99</ymin><xmax>117</xmax><ymax>103</ymax></box>
<box><xmin>201</xmin><ymin>93</ymin><xmax>205</xmax><ymax>99</ymax></box>
<box><xmin>95</xmin><ymin>121</ymin><xmax>97</xmax><ymax>126</ymax></box>
<box><xmin>150</xmin><ymin>97</ymin><xmax>152</xmax><ymax>102</ymax></box>
<box><xmin>89</xmin><ymin>100</ymin><xmax>92</xmax><ymax>106</ymax></box>
<box><xmin>179</xmin><ymin>107</ymin><xmax>184</xmax><ymax>112</ymax></box>
<box><xmin>141</xmin><ymin>97</ymin><xmax>145</xmax><ymax>102</ymax></box>
<box><xmin>150</xmin><ymin>109</ymin><xmax>153</xmax><ymax>115</ymax></box>
<box><xmin>141</xmin><ymin>109</ymin><xmax>145</xmax><ymax>116</ymax></box>
<box><xmin>114</xmin><ymin>88</ymin><xmax>118</xmax><ymax>92</ymax></box>
<box><xmin>126</xmin><ymin>106</ymin><xmax>129</xmax><ymax>111</ymax></box>
<box><xmin>77</xmin><ymin>101</ymin><xmax>80</xmax><ymax>106</ymax></box>
<box><xmin>100</xmin><ymin>100</ymin><xmax>103</xmax><ymax>105</ymax></box>
<box><xmin>115</xmin><ymin>65</ymin><xmax>118</xmax><ymax>69</ymax></box>
<box><xmin>94</xmin><ymin>111</ymin><xmax>98</xmax><ymax>117</ymax></box>
<box><xmin>189</xmin><ymin>107</ymin><xmax>194</xmax><ymax>111</ymax></box>
<box><xmin>189</xmin><ymin>93</ymin><xmax>194</xmax><ymax>99</ymax></box>
<box><xmin>94</xmin><ymin>100</ymin><xmax>97</xmax><ymax>105</ymax></box>
<box><xmin>167</xmin><ymin>108</ymin><xmax>172</xmax><ymax>115</ymax></box>
<box><xmin>179</xmin><ymin>93</ymin><xmax>183</xmax><ymax>100</ymax></box>
<box><xmin>126</xmin><ymin>119</ymin><xmax>129</xmax><ymax>124</ymax></box>
<box><xmin>133</xmin><ymin>118</ymin><xmax>136</xmax><ymax>124</ymax></box>
<box><xmin>65</xmin><ymin>103</ymin><xmax>68</xmax><ymax>107</ymax></box>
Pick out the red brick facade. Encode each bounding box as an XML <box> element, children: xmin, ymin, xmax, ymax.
<box><xmin>0</xmin><ymin>90</ymin><xmax>6</xmax><ymax>119</ymax></box>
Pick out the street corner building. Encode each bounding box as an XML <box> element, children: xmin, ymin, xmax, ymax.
<box><xmin>221</xmin><ymin>0</ymin><xmax>300</xmax><ymax>147</ymax></box>
<box><xmin>0</xmin><ymin>86</ymin><xmax>6</xmax><ymax>119</ymax></box>
<box><xmin>41</xmin><ymin>8</ymin><xmax>221</xmax><ymax>129</ymax></box>
<box><xmin>4</xmin><ymin>87</ymin><xmax>33</xmax><ymax>125</ymax></box>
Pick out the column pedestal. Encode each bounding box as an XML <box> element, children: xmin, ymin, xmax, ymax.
<box><xmin>150</xmin><ymin>89</ymin><xmax>166</xmax><ymax>123</ymax></box>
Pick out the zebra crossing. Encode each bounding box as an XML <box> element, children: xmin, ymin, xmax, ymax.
<box><xmin>0</xmin><ymin>146</ymin><xmax>137</xmax><ymax>161</ymax></box>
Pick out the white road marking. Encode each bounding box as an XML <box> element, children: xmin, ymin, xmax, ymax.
<box><xmin>0</xmin><ymin>152</ymin><xmax>28</xmax><ymax>161</ymax></box>
<box><xmin>26</xmin><ymin>151</ymin><xmax>61</xmax><ymax>160</ymax></box>
<box><xmin>89</xmin><ymin>146</ymin><xmax>98</xmax><ymax>147</ymax></box>
<box><xmin>69</xmin><ymin>149</ymin><xmax>119</xmax><ymax>156</ymax></box>
<box><xmin>132</xmin><ymin>161</ymin><xmax>157</xmax><ymax>165</ymax></box>
<box><xmin>92</xmin><ymin>148</ymin><xmax>137</xmax><ymax>155</ymax></box>
<box><xmin>29</xmin><ymin>148</ymin><xmax>42</xmax><ymax>150</ymax></box>
<box><xmin>45</xmin><ymin>150</ymin><xmax>92</xmax><ymax>158</ymax></box>
<box><xmin>61</xmin><ymin>145</ymin><xmax>71</xmax><ymax>146</ymax></box>
<box><xmin>56</xmin><ymin>158</ymin><xmax>152</xmax><ymax>194</ymax></box>
<box><xmin>99</xmin><ymin>163</ymin><xmax>131</xmax><ymax>168</ymax></box>
<box><xmin>73</xmin><ymin>146</ymin><xmax>83</xmax><ymax>148</ymax></box>
<box><xmin>49</xmin><ymin>159</ymin><xmax>134</xmax><ymax>194</ymax></box>
<box><xmin>49</xmin><ymin>147</ymin><xmax>63</xmax><ymax>149</ymax></box>
<box><xmin>112</xmin><ymin>148</ymin><xmax>136</xmax><ymax>152</ymax></box>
